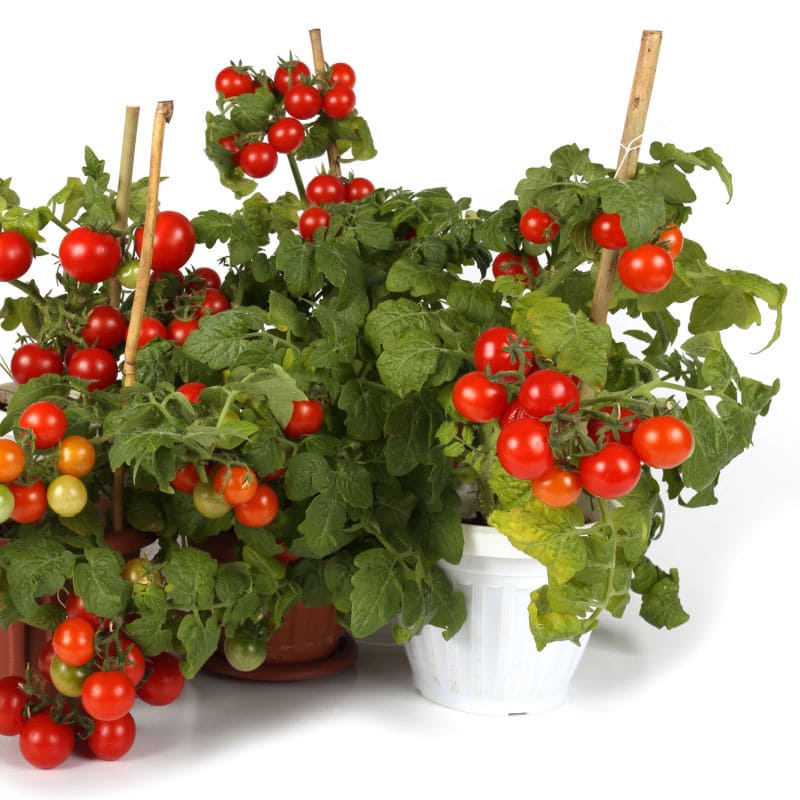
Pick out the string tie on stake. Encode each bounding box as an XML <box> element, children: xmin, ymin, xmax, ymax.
<box><xmin>614</xmin><ymin>134</ymin><xmax>644</xmax><ymax>180</ymax></box>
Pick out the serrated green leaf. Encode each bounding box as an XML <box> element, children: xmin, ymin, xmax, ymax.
<box><xmin>337</xmin><ymin>380</ymin><xmax>386</xmax><ymax>442</ymax></box>
<box><xmin>349</xmin><ymin>548</ymin><xmax>402</xmax><ymax>637</ymax></box>
<box><xmin>163</xmin><ymin>548</ymin><xmax>218</xmax><ymax>610</ymax></box>
<box><xmin>178</xmin><ymin>613</ymin><xmax>221</xmax><ymax>678</ymax></box>
<box><xmin>72</xmin><ymin>547</ymin><xmax>130</xmax><ymax>618</ymax></box>
<box><xmin>284</xmin><ymin>452</ymin><xmax>333</xmax><ymax>501</ymax></box>
<box><xmin>384</xmin><ymin>398</ymin><xmax>434</xmax><ymax>476</ymax></box>
<box><xmin>3</xmin><ymin>539</ymin><xmax>75</xmax><ymax>618</ymax></box>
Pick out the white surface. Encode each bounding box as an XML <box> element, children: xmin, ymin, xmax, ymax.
<box><xmin>1</xmin><ymin>0</ymin><xmax>798</xmax><ymax>795</ymax></box>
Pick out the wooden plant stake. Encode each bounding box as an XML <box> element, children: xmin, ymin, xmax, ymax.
<box><xmin>309</xmin><ymin>27</ymin><xmax>341</xmax><ymax>177</ymax></box>
<box><xmin>590</xmin><ymin>30</ymin><xmax>662</xmax><ymax>326</ymax></box>
<box><xmin>111</xmin><ymin>100</ymin><xmax>173</xmax><ymax>533</ymax></box>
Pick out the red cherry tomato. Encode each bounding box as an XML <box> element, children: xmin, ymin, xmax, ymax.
<box><xmin>136</xmin><ymin>653</ymin><xmax>185</xmax><ymax>706</ymax></box>
<box><xmin>10</xmin><ymin>343</ymin><xmax>63</xmax><ymax>384</ymax></box>
<box><xmin>473</xmin><ymin>327</ymin><xmax>533</xmax><ymax>380</ymax></box>
<box><xmin>617</xmin><ymin>244</ymin><xmax>674</xmax><ymax>294</ymax></box>
<box><xmin>213</xmin><ymin>464</ymin><xmax>258</xmax><ymax>505</ymax></box>
<box><xmin>167</xmin><ymin>317</ymin><xmax>200</xmax><ymax>346</ymax></box>
<box><xmin>519</xmin><ymin>208</ymin><xmax>559</xmax><ymax>244</ymax></box>
<box><xmin>579</xmin><ymin>443</ymin><xmax>641</xmax><ymax>499</ymax></box>
<box><xmin>81</xmin><ymin>670</ymin><xmax>136</xmax><ymax>722</ymax></box>
<box><xmin>9</xmin><ymin>480</ymin><xmax>47</xmax><ymax>523</ymax></box>
<box><xmin>518</xmin><ymin>369</ymin><xmax>580</xmax><ymax>418</ymax></box>
<box><xmin>81</xmin><ymin>305</ymin><xmax>127</xmax><ymax>349</ymax></box>
<box><xmin>239</xmin><ymin>142</ymin><xmax>279</xmax><ymax>178</ymax></box>
<box><xmin>234</xmin><ymin>484</ymin><xmax>280</xmax><ymax>527</ymax></box>
<box><xmin>0</xmin><ymin>675</ymin><xmax>27</xmax><ymax>736</ymax></box>
<box><xmin>632</xmin><ymin>415</ymin><xmax>695</xmax><ymax>468</ymax></box>
<box><xmin>298</xmin><ymin>207</ymin><xmax>331</xmax><ymax>242</ymax></box>
<box><xmin>19</xmin><ymin>401</ymin><xmax>67</xmax><ymax>449</ymax></box>
<box><xmin>215</xmin><ymin>66</ymin><xmax>255</xmax><ymax>98</ymax></box>
<box><xmin>322</xmin><ymin>85</ymin><xmax>356</xmax><ymax>119</ymax></box>
<box><xmin>657</xmin><ymin>224</ymin><xmax>684</xmax><ymax>259</ymax></box>
<box><xmin>65</xmin><ymin>591</ymin><xmax>101</xmax><ymax>629</ymax></box>
<box><xmin>198</xmin><ymin>288</ymin><xmax>231</xmax><ymax>316</ymax></box>
<box><xmin>134</xmin><ymin>211</ymin><xmax>196</xmax><ymax>273</ymax></box>
<box><xmin>531</xmin><ymin>466</ymin><xmax>583</xmax><ymax>508</ymax></box>
<box><xmin>344</xmin><ymin>177</ymin><xmax>375</xmax><ymax>203</ymax></box>
<box><xmin>59</xmin><ymin>228</ymin><xmax>122</xmax><ymax>283</ymax></box>
<box><xmin>491</xmin><ymin>251</ymin><xmax>540</xmax><ymax>284</ymax></box>
<box><xmin>0</xmin><ymin>230</ymin><xmax>34</xmax><ymax>280</ymax></box>
<box><xmin>132</xmin><ymin>317</ymin><xmax>168</xmax><ymax>348</ymax></box>
<box><xmin>591</xmin><ymin>212</ymin><xmax>628</xmax><ymax>250</ymax></box>
<box><xmin>87</xmin><ymin>713</ymin><xmax>136</xmax><ymax>761</ymax></box>
<box><xmin>306</xmin><ymin>174</ymin><xmax>346</xmax><ymax>205</ymax></box>
<box><xmin>587</xmin><ymin>406</ymin><xmax>640</xmax><ymax>447</ymax></box>
<box><xmin>177</xmin><ymin>382</ymin><xmax>207</xmax><ymax>403</ymax></box>
<box><xmin>218</xmin><ymin>135</ymin><xmax>241</xmax><ymax>166</ymax></box>
<box><xmin>0</xmin><ymin>439</ymin><xmax>25</xmax><ymax>482</ymax></box>
<box><xmin>283</xmin><ymin>399</ymin><xmax>324</xmax><ymax>438</ymax></box>
<box><xmin>495</xmin><ymin>417</ymin><xmax>553</xmax><ymax>480</ymax></box>
<box><xmin>67</xmin><ymin>347</ymin><xmax>119</xmax><ymax>391</ymax></box>
<box><xmin>267</xmin><ymin>117</ymin><xmax>305</xmax><ymax>154</ymax></box>
<box><xmin>170</xmin><ymin>463</ymin><xmax>203</xmax><ymax>493</ymax></box>
<box><xmin>330</xmin><ymin>62</ymin><xmax>356</xmax><ymax>87</ymax></box>
<box><xmin>451</xmin><ymin>372</ymin><xmax>507</xmax><ymax>423</ymax></box>
<box><xmin>284</xmin><ymin>83</ymin><xmax>322</xmax><ymax>119</ymax></box>
<box><xmin>19</xmin><ymin>712</ymin><xmax>74</xmax><ymax>769</ymax></box>
<box><xmin>52</xmin><ymin>617</ymin><xmax>96</xmax><ymax>667</ymax></box>
<box><xmin>273</xmin><ymin>60</ymin><xmax>311</xmax><ymax>96</ymax></box>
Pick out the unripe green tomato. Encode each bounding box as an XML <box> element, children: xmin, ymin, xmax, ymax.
<box><xmin>117</xmin><ymin>260</ymin><xmax>140</xmax><ymax>289</ymax></box>
<box><xmin>49</xmin><ymin>655</ymin><xmax>92</xmax><ymax>697</ymax></box>
<box><xmin>47</xmin><ymin>475</ymin><xmax>88</xmax><ymax>517</ymax></box>
<box><xmin>223</xmin><ymin>633</ymin><xmax>267</xmax><ymax>672</ymax></box>
<box><xmin>0</xmin><ymin>484</ymin><xmax>14</xmax><ymax>523</ymax></box>
<box><xmin>192</xmin><ymin>481</ymin><xmax>232</xmax><ymax>519</ymax></box>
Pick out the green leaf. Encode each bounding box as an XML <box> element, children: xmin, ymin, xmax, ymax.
<box><xmin>284</xmin><ymin>452</ymin><xmax>333</xmax><ymax>501</ymax></box>
<box><xmin>72</xmin><ymin>548</ymin><xmax>130</xmax><ymax>619</ymax></box>
<box><xmin>182</xmin><ymin>307</ymin><xmax>267</xmax><ymax>370</ymax></box>
<box><xmin>297</xmin><ymin>489</ymin><xmax>348</xmax><ymax>557</ymax></box>
<box><xmin>275</xmin><ymin>236</ymin><xmax>320</xmax><ymax>297</ymax></box>
<box><xmin>416</xmin><ymin>506</ymin><xmax>463</xmax><ymax>564</ymax></box>
<box><xmin>229</xmin><ymin>87</ymin><xmax>276</xmax><ymax>132</ymax></box>
<box><xmin>315</xmin><ymin>241</ymin><xmax>361</xmax><ymax>288</ymax></box>
<box><xmin>177</xmin><ymin>613</ymin><xmax>221</xmax><ymax>679</ymax></box>
<box><xmin>376</xmin><ymin>332</ymin><xmax>441</xmax><ymax>396</ymax></box>
<box><xmin>528</xmin><ymin>586</ymin><xmax>595</xmax><ymax>649</ymax></box>
<box><xmin>267</xmin><ymin>291</ymin><xmax>307</xmax><ymax>337</ymax></box>
<box><xmin>59</xmin><ymin>504</ymin><xmax>105</xmax><ymax>538</ymax></box>
<box><xmin>446</xmin><ymin>280</ymin><xmax>497</xmax><ymax>325</ymax></box>
<box><xmin>123</xmin><ymin>586</ymin><xmax>174</xmax><ymax>656</ymax></box>
<box><xmin>349</xmin><ymin>549</ymin><xmax>402</xmax><ymax>637</ymax></box>
<box><xmin>594</xmin><ymin>179</ymin><xmax>665</xmax><ymax>248</ymax></box>
<box><xmin>3</xmin><ymin>539</ymin><xmax>75</xmax><ymax>618</ymax></box>
<box><xmin>384</xmin><ymin>398</ymin><xmax>434</xmax><ymax>476</ymax></box>
<box><xmin>427</xmin><ymin>565</ymin><xmax>467</xmax><ymax>640</ymax></box>
<box><xmin>163</xmin><ymin>548</ymin><xmax>218</xmax><ymax>610</ymax></box>
<box><xmin>355</xmin><ymin>220</ymin><xmax>395</xmax><ymax>250</ymax></box>
<box><xmin>631</xmin><ymin>558</ymin><xmax>690</xmax><ymax>629</ymax></box>
<box><xmin>335</xmin><ymin>461</ymin><xmax>374</xmax><ymax>509</ymax></box>
<box><xmin>337</xmin><ymin>380</ymin><xmax>386</xmax><ymax>442</ymax></box>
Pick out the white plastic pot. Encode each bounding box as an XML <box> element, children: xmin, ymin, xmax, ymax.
<box><xmin>404</xmin><ymin>523</ymin><xmax>590</xmax><ymax>715</ymax></box>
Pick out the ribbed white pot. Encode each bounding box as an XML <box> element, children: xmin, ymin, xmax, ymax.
<box><xmin>404</xmin><ymin>523</ymin><xmax>590</xmax><ymax>715</ymax></box>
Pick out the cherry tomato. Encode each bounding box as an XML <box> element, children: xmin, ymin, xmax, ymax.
<box><xmin>273</xmin><ymin>60</ymin><xmax>311</xmax><ymax>95</ymax></box>
<box><xmin>330</xmin><ymin>62</ymin><xmax>356</xmax><ymax>87</ymax></box>
<box><xmin>322</xmin><ymin>85</ymin><xmax>356</xmax><ymax>119</ymax></box>
<box><xmin>587</xmin><ymin>406</ymin><xmax>640</xmax><ymax>447</ymax></box>
<box><xmin>59</xmin><ymin>227</ymin><xmax>121</xmax><ymax>283</ymax></box>
<box><xmin>193</xmin><ymin>481</ymin><xmax>232</xmax><ymax>519</ymax></box>
<box><xmin>10</xmin><ymin>343</ymin><xmax>63</xmax><ymax>384</ymax></box>
<box><xmin>190</xmin><ymin>267</ymin><xmax>222</xmax><ymax>291</ymax></box>
<box><xmin>37</xmin><ymin>640</ymin><xmax>56</xmax><ymax>683</ymax></box>
<box><xmin>491</xmin><ymin>251</ymin><xmax>539</xmax><ymax>284</ymax></box>
<box><xmin>198</xmin><ymin>288</ymin><xmax>231</xmax><ymax>316</ymax></box>
<box><xmin>171</xmin><ymin>463</ymin><xmax>203</xmax><ymax>493</ymax></box>
<box><xmin>131</xmin><ymin>317</ymin><xmax>168</xmax><ymax>348</ymax></box>
<box><xmin>167</xmin><ymin>317</ymin><xmax>200</xmax><ymax>346</ymax></box>
<box><xmin>218</xmin><ymin>135</ymin><xmax>241</xmax><ymax>166</ymax></box>
<box><xmin>579</xmin><ymin>442</ymin><xmax>641</xmax><ymax>499</ymax></box>
<box><xmin>499</xmin><ymin>399</ymin><xmax>533</xmax><ymax>429</ymax></box>
<box><xmin>224</xmin><ymin>633</ymin><xmax>267</xmax><ymax>672</ymax></box>
<box><xmin>87</xmin><ymin>712</ymin><xmax>136</xmax><ymax>761</ymax></box>
<box><xmin>495</xmin><ymin>417</ymin><xmax>554</xmax><ymax>480</ymax></box>
<box><xmin>0</xmin><ymin>485</ymin><xmax>14</xmax><ymax>524</ymax></box>
<box><xmin>0</xmin><ymin>439</ymin><xmax>26</xmax><ymax>482</ymax></box>
<box><xmin>632</xmin><ymin>415</ymin><xmax>694</xmax><ymax>469</ymax></box>
<box><xmin>67</xmin><ymin>347</ymin><xmax>118</xmax><ymax>391</ymax></box>
<box><xmin>233</xmin><ymin>484</ymin><xmax>279</xmax><ymax>528</ymax></box>
<box><xmin>591</xmin><ymin>212</ymin><xmax>628</xmax><ymax>250</ymax></box>
<box><xmin>81</xmin><ymin>670</ymin><xmax>136</xmax><ymax>722</ymax></box>
<box><xmin>518</xmin><ymin>369</ymin><xmax>580</xmax><ymax>418</ymax></box>
<box><xmin>52</xmin><ymin>617</ymin><xmax>95</xmax><ymax>666</ymax></box>
<box><xmin>0</xmin><ymin>675</ymin><xmax>27</xmax><ymax>736</ymax></box>
<box><xmin>65</xmin><ymin>591</ymin><xmax>101</xmax><ymax>629</ymax></box>
<box><xmin>519</xmin><ymin>208</ymin><xmax>559</xmax><ymax>244</ymax></box>
<box><xmin>19</xmin><ymin>712</ymin><xmax>74</xmax><ymax>769</ymax></box>
<box><xmin>473</xmin><ymin>327</ymin><xmax>533</xmax><ymax>379</ymax></box>
<box><xmin>617</xmin><ymin>244</ymin><xmax>674</xmax><ymax>294</ymax></box>
<box><xmin>49</xmin><ymin>655</ymin><xmax>91</xmax><ymax>697</ymax></box>
<box><xmin>344</xmin><ymin>177</ymin><xmax>375</xmax><ymax>202</ymax></box>
<box><xmin>283</xmin><ymin>399</ymin><xmax>324</xmax><ymax>438</ymax></box>
<box><xmin>215</xmin><ymin>66</ymin><xmax>255</xmax><ymax>98</ymax></box>
<box><xmin>134</xmin><ymin>210</ymin><xmax>196</xmax><ymax>273</ymax></box>
<box><xmin>9</xmin><ymin>480</ymin><xmax>47</xmax><ymax>523</ymax></box>
<box><xmin>213</xmin><ymin>464</ymin><xmax>258</xmax><ymax>505</ymax></box>
<box><xmin>0</xmin><ymin>229</ymin><xmax>34</xmax><ymax>280</ymax></box>
<box><xmin>239</xmin><ymin>142</ymin><xmax>279</xmax><ymax>178</ymax></box>
<box><xmin>47</xmin><ymin>474</ymin><xmax>88</xmax><ymax>517</ymax></box>
<box><xmin>116</xmin><ymin>260</ymin><xmax>140</xmax><ymax>289</ymax></box>
<box><xmin>19</xmin><ymin>401</ymin><xmax>67</xmax><ymax>449</ymax></box>
<box><xmin>107</xmin><ymin>636</ymin><xmax>146</xmax><ymax>686</ymax></box>
<box><xmin>657</xmin><ymin>223</ymin><xmax>684</xmax><ymax>259</ymax></box>
<box><xmin>298</xmin><ymin>207</ymin><xmax>331</xmax><ymax>241</ymax></box>
<box><xmin>306</xmin><ymin>174</ymin><xmax>346</xmax><ymax>205</ymax></box>
<box><xmin>176</xmin><ymin>382</ymin><xmax>206</xmax><ymax>403</ymax></box>
<box><xmin>531</xmin><ymin>466</ymin><xmax>583</xmax><ymax>508</ymax></box>
<box><xmin>80</xmin><ymin>305</ymin><xmax>127</xmax><ymax>349</ymax></box>
<box><xmin>284</xmin><ymin>82</ymin><xmax>322</xmax><ymax>119</ymax></box>
<box><xmin>57</xmin><ymin>435</ymin><xmax>96</xmax><ymax>477</ymax></box>
<box><xmin>267</xmin><ymin>117</ymin><xmax>305</xmax><ymax>154</ymax></box>
<box><xmin>120</xmin><ymin>557</ymin><xmax>162</xmax><ymax>590</ymax></box>
<box><xmin>136</xmin><ymin>652</ymin><xmax>185</xmax><ymax>706</ymax></box>
<box><xmin>451</xmin><ymin>372</ymin><xmax>507</xmax><ymax>422</ymax></box>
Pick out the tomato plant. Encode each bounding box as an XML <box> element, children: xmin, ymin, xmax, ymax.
<box><xmin>617</xmin><ymin>243</ymin><xmax>674</xmax><ymax>293</ymax></box>
<box><xmin>451</xmin><ymin>372</ymin><xmax>507</xmax><ymax>423</ymax></box>
<box><xmin>19</xmin><ymin>401</ymin><xmax>67</xmax><ymax>449</ymax></box>
<box><xmin>0</xmin><ymin>229</ymin><xmax>34</xmax><ymax>280</ymax></box>
<box><xmin>239</xmin><ymin>142</ymin><xmax>279</xmax><ymax>178</ymax></box>
<box><xmin>519</xmin><ymin>207</ymin><xmax>559</xmax><ymax>244</ymax></box>
<box><xmin>134</xmin><ymin>210</ymin><xmax>196</xmax><ymax>273</ymax></box>
<box><xmin>10</xmin><ymin>343</ymin><xmax>63</xmax><ymax>384</ymax></box>
<box><xmin>19</xmin><ymin>712</ymin><xmax>74</xmax><ymax>769</ymax></box>
<box><xmin>283</xmin><ymin>399</ymin><xmax>324</xmax><ymax>438</ymax></box>
<box><xmin>579</xmin><ymin>442</ymin><xmax>641</xmax><ymax>499</ymax></box>
<box><xmin>495</xmin><ymin>417</ymin><xmax>554</xmax><ymax>480</ymax></box>
<box><xmin>59</xmin><ymin>227</ymin><xmax>121</xmax><ymax>283</ymax></box>
<box><xmin>632</xmin><ymin>415</ymin><xmax>694</xmax><ymax>468</ymax></box>
<box><xmin>81</xmin><ymin>670</ymin><xmax>136</xmax><ymax>722</ymax></box>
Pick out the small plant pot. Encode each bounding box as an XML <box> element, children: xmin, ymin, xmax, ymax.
<box><xmin>403</xmin><ymin>523</ymin><xmax>590</xmax><ymax>715</ymax></box>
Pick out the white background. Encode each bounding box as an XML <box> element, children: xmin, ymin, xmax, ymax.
<box><xmin>1</xmin><ymin>0</ymin><xmax>798</xmax><ymax>796</ymax></box>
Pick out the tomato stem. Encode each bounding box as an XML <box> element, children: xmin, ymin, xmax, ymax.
<box><xmin>287</xmin><ymin>154</ymin><xmax>305</xmax><ymax>199</ymax></box>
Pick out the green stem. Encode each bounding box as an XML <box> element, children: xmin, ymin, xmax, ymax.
<box><xmin>9</xmin><ymin>279</ymin><xmax>44</xmax><ymax>303</ymax></box>
<box><xmin>287</xmin><ymin>154</ymin><xmax>305</xmax><ymax>199</ymax></box>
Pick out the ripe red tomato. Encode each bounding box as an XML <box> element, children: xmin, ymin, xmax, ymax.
<box><xmin>67</xmin><ymin>347</ymin><xmax>118</xmax><ymax>391</ymax></box>
<box><xmin>59</xmin><ymin>228</ymin><xmax>122</xmax><ymax>283</ymax></box>
<box><xmin>632</xmin><ymin>415</ymin><xmax>694</xmax><ymax>468</ymax></box>
<box><xmin>499</xmin><ymin>399</ymin><xmax>533</xmax><ymax>428</ymax></box>
<box><xmin>10</xmin><ymin>343</ymin><xmax>63</xmax><ymax>384</ymax></box>
<box><xmin>213</xmin><ymin>464</ymin><xmax>258</xmax><ymax>505</ymax></box>
<box><xmin>491</xmin><ymin>251</ymin><xmax>540</xmax><ymax>283</ymax></box>
<box><xmin>617</xmin><ymin>244</ymin><xmax>674</xmax><ymax>294</ymax></box>
<box><xmin>267</xmin><ymin>117</ymin><xmax>305</xmax><ymax>154</ymax></box>
<box><xmin>215</xmin><ymin>66</ymin><xmax>255</xmax><ymax>98</ymax></box>
<box><xmin>284</xmin><ymin>82</ymin><xmax>322</xmax><ymax>119</ymax></box>
<box><xmin>322</xmin><ymin>85</ymin><xmax>356</xmax><ymax>119</ymax></box>
<box><xmin>519</xmin><ymin>208</ymin><xmax>559</xmax><ymax>244</ymax></box>
<box><xmin>0</xmin><ymin>675</ymin><xmax>27</xmax><ymax>736</ymax></box>
<box><xmin>37</xmin><ymin>640</ymin><xmax>56</xmax><ymax>683</ymax></box>
<box><xmin>19</xmin><ymin>712</ymin><xmax>74</xmax><ymax>769</ymax></box>
<box><xmin>0</xmin><ymin>230</ymin><xmax>34</xmax><ymax>280</ymax></box>
<box><xmin>134</xmin><ymin>210</ymin><xmax>196</xmax><ymax>273</ymax></box>
<box><xmin>344</xmin><ymin>177</ymin><xmax>375</xmax><ymax>202</ymax></box>
<box><xmin>283</xmin><ymin>399</ymin><xmax>324</xmax><ymax>438</ymax></box>
<box><xmin>579</xmin><ymin>442</ymin><xmax>641</xmax><ymax>499</ymax></box>
<box><xmin>451</xmin><ymin>372</ymin><xmax>507</xmax><ymax>423</ymax></box>
<box><xmin>518</xmin><ymin>369</ymin><xmax>580</xmax><ymax>418</ymax></box>
<box><xmin>107</xmin><ymin>637</ymin><xmax>146</xmax><ymax>687</ymax></box>
<box><xmin>298</xmin><ymin>207</ymin><xmax>331</xmax><ymax>242</ymax></box>
<box><xmin>133</xmin><ymin>317</ymin><xmax>168</xmax><ymax>348</ymax></box>
<box><xmin>306</xmin><ymin>174</ymin><xmax>346</xmax><ymax>205</ymax></box>
<box><xmin>176</xmin><ymin>382</ymin><xmax>207</xmax><ymax>403</ymax></box>
<box><xmin>495</xmin><ymin>417</ymin><xmax>553</xmax><ymax>480</ymax></box>
<box><xmin>330</xmin><ymin>62</ymin><xmax>356</xmax><ymax>87</ymax></box>
<box><xmin>188</xmin><ymin>267</ymin><xmax>222</xmax><ymax>291</ymax></box>
<box><xmin>531</xmin><ymin>466</ymin><xmax>583</xmax><ymax>508</ymax></box>
<box><xmin>0</xmin><ymin>439</ymin><xmax>25</xmax><ymax>482</ymax></box>
<box><xmin>166</xmin><ymin>317</ymin><xmax>200</xmax><ymax>346</ymax></box>
<box><xmin>65</xmin><ymin>590</ymin><xmax>101</xmax><ymax>629</ymax></box>
<box><xmin>81</xmin><ymin>670</ymin><xmax>136</xmax><ymax>722</ymax></box>
<box><xmin>198</xmin><ymin>288</ymin><xmax>231</xmax><ymax>316</ymax></box>
<box><xmin>170</xmin><ymin>463</ymin><xmax>203</xmax><ymax>493</ymax></box>
<box><xmin>218</xmin><ymin>135</ymin><xmax>241</xmax><ymax>166</ymax></box>
<box><xmin>473</xmin><ymin>327</ymin><xmax>533</xmax><ymax>380</ymax></box>
<box><xmin>234</xmin><ymin>484</ymin><xmax>279</xmax><ymax>527</ymax></box>
<box><xmin>239</xmin><ymin>142</ymin><xmax>279</xmax><ymax>178</ymax></box>
<box><xmin>52</xmin><ymin>617</ymin><xmax>96</xmax><ymax>667</ymax></box>
<box><xmin>657</xmin><ymin>224</ymin><xmax>684</xmax><ymax>259</ymax></box>
<box><xmin>19</xmin><ymin>401</ymin><xmax>67</xmax><ymax>449</ymax></box>
<box><xmin>8</xmin><ymin>481</ymin><xmax>47</xmax><ymax>523</ymax></box>
<box><xmin>587</xmin><ymin>406</ymin><xmax>640</xmax><ymax>447</ymax></box>
<box><xmin>273</xmin><ymin>60</ymin><xmax>311</xmax><ymax>95</ymax></box>
<box><xmin>136</xmin><ymin>652</ymin><xmax>185</xmax><ymax>706</ymax></box>
<box><xmin>87</xmin><ymin>713</ymin><xmax>136</xmax><ymax>761</ymax></box>
<box><xmin>591</xmin><ymin>212</ymin><xmax>628</xmax><ymax>250</ymax></box>
<box><xmin>81</xmin><ymin>305</ymin><xmax>127</xmax><ymax>349</ymax></box>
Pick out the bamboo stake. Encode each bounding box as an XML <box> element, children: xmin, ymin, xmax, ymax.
<box><xmin>109</xmin><ymin>106</ymin><xmax>140</xmax><ymax>308</ymax></box>
<box><xmin>590</xmin><ymin>30</ymin><xmax>662</xmax><ymax>326</ymax></box>
<box><xmin>308</xmin><ymin>28</ymin><xmax>341</xmax><ymax>177</ymax></box>
<box><xmin>111</xmin><ymin>100</ymin><xmax>173</xmax><ymax>533</ymax></box>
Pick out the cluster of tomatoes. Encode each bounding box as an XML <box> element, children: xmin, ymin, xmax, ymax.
<box><xmin>0</xmin><ymin>409</ymin><xmax>95</xmax><ymax>524</ymax></box>
<box><xmin>451</xmin><ymin>326</ymin><xmax>695</xmax><ymax>506</ymax></box>
<box><xmin>215</xmin><ymin>59</ymin><xmax>359</xmax><ymax>180</ymax></box>
<box><xmin>297</xmin><ymin>172</ymin><xmax>375</xmax><ymax>242</ymax></box>
<box><xmin>0</xmin><ymin>590</ymin><xmax>185</xmax><ymax>768</ymax></box>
